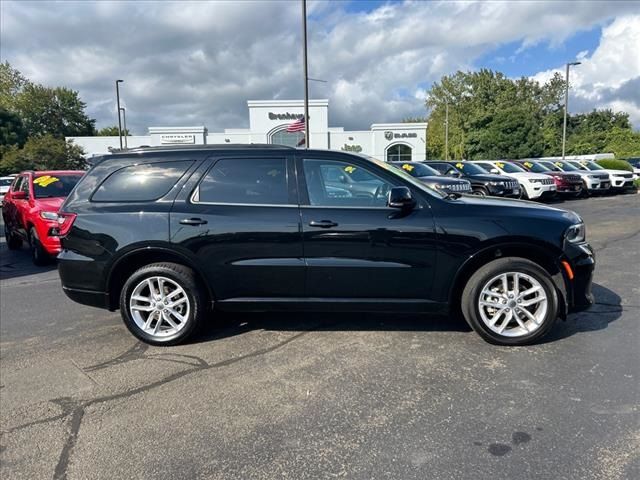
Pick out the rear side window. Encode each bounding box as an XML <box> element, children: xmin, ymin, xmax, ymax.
<box><xmin>92</xmin><ymin>161</ymin><xmax>193</xmax><ymax>202</ymax></box>
<box><xmin>194</xmin><ymin>158</ymin><xmax>289</xmax><ymax>205</ymax></box>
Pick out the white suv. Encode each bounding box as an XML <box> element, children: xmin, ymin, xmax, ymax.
<box><xmin>567</xmin><ymin>160</ymin><xmax>634</xmax><ymax>192</ymax></box>
<box><xmin>538</xmin><ymin>161</ymin><xmax>610</xmax><ymax>195</ymax></box>
<box><xmin>473</xmin><ymin>161</ymin><xmax>556</xmax><ymax>200</ymax></box>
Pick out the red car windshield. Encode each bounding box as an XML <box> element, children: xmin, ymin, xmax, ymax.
<box><xmin>33</xmin><ymin>174</ymin><xmax>82</xmax><ymax>199</ymax></box>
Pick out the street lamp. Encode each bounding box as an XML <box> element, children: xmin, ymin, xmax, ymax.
<box><xmin>562</xmin><ymin>62</ymin><xmax>581</xmax><ymax>160</ymax></box>
<box><xmin>119</xmin><ymin>107</ymin><xmax>128</xmax><ymax>149</ymax></box>
<box><xmin>115</xmin><ymin>79</ymin><xmax>124</xmax><ymax>149</ymax></box>
<box><xmin>301</xmin><ymin>0</ymin><xmax>310</xmax><ymax>148</ymax></box>
<box><xmin>444</xmin><ymin>100</ymin><xmax>449</xmax><ymax>161</ymax></box>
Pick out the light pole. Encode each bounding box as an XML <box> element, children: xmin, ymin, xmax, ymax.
<box><xmin>301</xmin><ymin>0</ymin><xmax>310</xmax><ymax>148</ymax></box>
<box><xmin>444</xmin><ymin>100</ymin><xmax>449</xmax><ymax>161</ymax></box>
<box><xmin>562</xmin><ymin>62</ymin><xmax>581</xmax><ymax>160</ymax></box>
<box><xmin>115</xmin><ymin>79</ymin><xmax>124</xmax><ymax>149</ymax></box>
<box><xmin>119</xmin><ymin>107</ymin><xmax>128</xmax><ymax>149</ymax></box>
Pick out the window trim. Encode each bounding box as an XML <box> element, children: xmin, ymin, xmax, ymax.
<box><xmin>190</xmin><ymin>156</ymin><xmax>295</xmax><ymax>207</ymax></box>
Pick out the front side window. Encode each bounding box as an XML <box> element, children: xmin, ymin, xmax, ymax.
<box><xmin>33</xmin><ymin>174</ymin><xmax>83</xmax><ymax>198</ymax></box>
<box><xmin>92</xmin><ymin>161</ymin><xmax>193</xmax><ymax>202</ymax></box>
<box><xmin>303</xmin><ymin>159</ymin><xmax>395</xmax><ymax>207</ymax></box>
<box><xmin>499</xmin><ymin>162</ymin><xmax>526</xmax><ymax>174</ymax></box>
<box><xmin>195</xmin><ymin>158</ymin><xmax>289</xmax><ymax>205</ymax></box>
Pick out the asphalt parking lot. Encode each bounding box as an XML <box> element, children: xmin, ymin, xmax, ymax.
<box><xmin>1</xmin><ymin>193</ymin><xmax>639</xmax><ymax>480</ymax></box>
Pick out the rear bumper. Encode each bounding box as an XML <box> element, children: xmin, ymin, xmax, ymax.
<box><xmin>62</xmin><ymin>286</ymin><xmax>110</xmax><ymax>309</ymax></box>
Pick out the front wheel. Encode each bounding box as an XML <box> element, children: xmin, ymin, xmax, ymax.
<box><xmin>472</xmin><ymin>187</ymin><xmax>488</xmax><ymax>197</ymax></box>
<box><xmin>120</xmin><ymin>262</ymin><xmax>206</xmax><ymax>346</ymax></box>
<box><xmin>461</xmin><ymin>257</ymin><xmax>558</xmax><ymax>346</ymax></box>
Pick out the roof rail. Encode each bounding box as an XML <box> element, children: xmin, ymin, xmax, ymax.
<box><xmin>112</xmin><ymin>143</ymin><xmax>295</xmax><ymax>154</ymax></box>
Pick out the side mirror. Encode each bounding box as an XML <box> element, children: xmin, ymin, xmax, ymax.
<box><xmin>490</xmin><ymin>168</ymin><xmax>500</xmax><ymax>174</ymax></box>
<box><xmin>388</xmin><ymin>186</ymin><xmax>415</xmax><ymax>209</ymax></box>
<box><xmin>447</xmin><ymin>171</ymin><xmax>460</xmax><ymax>177</ymax></box>
<box><xmin>11</xmin><ymin>190</ymin><xmax>27</xmax><ymax>200</ymax></box>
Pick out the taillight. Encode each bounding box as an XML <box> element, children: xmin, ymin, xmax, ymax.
<box><xmin>51</xmin><ymin>212</ymin><xmax>77</xmax><ymax>237</ymax></box>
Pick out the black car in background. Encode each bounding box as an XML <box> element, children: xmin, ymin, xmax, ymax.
<box><xmin>57</xmin><ymin>145</ymin><xmax>594</xmax><ymax>347</ymax></box>
<box><xmin>389</xmin><ymin>162</ymin><xmax>472</xmax><ymax>194</ymax></box>
<box><xmin>426</xmin><ymin>161</ymin><xmax>520</xmax><ymax>197</ymax></box>
<box><xmin>513</xmin><ymin>160</ymin><xmax>583</xmax><ymax>197</ymax></box>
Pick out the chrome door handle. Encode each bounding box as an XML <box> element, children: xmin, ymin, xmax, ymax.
<box><xmin>179</xmin><ymin>218</ymin><xmax>208</xmax><ymax>226</ymax></box>
<box><xmin>309</xmin><ymin>220</ymin><xmax>338</xmax><ymax>228</ymax></box>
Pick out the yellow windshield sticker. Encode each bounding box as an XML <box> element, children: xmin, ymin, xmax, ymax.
<box><xmin>267</xmin><ymin>169</ymin><xmax>280</xmax><ymax>177</ymax></box>
<box><xmin>344</xmin><ymin>166</ymin><xmax>356</xmax><ymax>174</ymax></box>
<box><xmin>455</xmin><ymin>163</ymin><xmax>464</xmax><ymax>169</ymax></box>
<box><xmin>402</xmin><ymin>164</ymin><xmax>414</xmax><ymax>172</ymax></box>
<box><xmin>524</xmin><ymin>162</ymin><xmax>533</xmax><ymax>168</ymax></box>
<box><xmin>496</xmin><ymin>162</ymin><xmax>505</xmax><ymax>169</ymax></box>
<box><xmin>555</xmin><ymin>162</ymin><xmax>563</xmax><ymax>167</ymax></box>
<box><xmin>33</xmin><ymin>175</ymin><xmax>59</xmax><ymax>187</ymax></box>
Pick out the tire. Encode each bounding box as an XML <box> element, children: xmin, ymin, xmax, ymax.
<box><xmin>29</xmin><ymin>227</ymin><xmax>50</xmax><ymax>266</ymax></box>
<box><xmin>119</xmin><ymin>262</ymin><xmax>206</xmax><ymax>346</ymax></box>
<box><xmin>4</xmin><ymin>223</ymin><xmax>22</xmax><ymax>250</ymax></box>
<box><xmin>472</xmin><ymin>187</ymin><xmax>488</xmax><ymax>197</ymax></box>
<box><xmin>461</xmin><ymin>257</ymin><xmax>559</xmax><ymax>346</ymax></box>
<box><xmin>519</xmin><ymin>185</ymin><xmax>529</xmax><ymax>200</ymax></box>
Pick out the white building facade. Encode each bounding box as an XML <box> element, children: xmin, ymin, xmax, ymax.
<box><xmin>68</xmin><ymin>99</ymin><xmax>427</xmax><ymax>162</ymax></box>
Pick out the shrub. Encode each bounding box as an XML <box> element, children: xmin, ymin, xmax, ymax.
<box><xmin>596</xmin><ymin>159</ymin><xmax>633</xmax><ymax>172</ymax></box>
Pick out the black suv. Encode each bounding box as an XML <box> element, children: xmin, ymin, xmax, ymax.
<box><xmin>57</xmin><ymin>145</ymin><xmax>594</xmax><ymax>346</ymax></box>
<box><xmin>426</xmin><ymin>161</ymin><xmax>521</xmax><ymax>197</ymax></box>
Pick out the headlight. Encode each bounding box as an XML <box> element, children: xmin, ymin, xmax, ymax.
<box><xmin>433</xmin><ymin>184</ymin><xmax>444</xmax><ymax>189</ymax></box>
<box><xmin>530</xmin><ymin>179</ymin><xmax>543</xmax><ymax>184</ymax></box>
<box><xmin>40</xmin><ymin>211</ymin><xmax>59</xmax><ymax>221</ymax></box>
<box><xmin>488</xmin><ymin>181</ymin><xmax>501</xmax><ymax>186</ymax></box>
<box><xmin>565</xmin><ymin>223</ymin><xmax>586</xmax><ymax>243</ymax></box>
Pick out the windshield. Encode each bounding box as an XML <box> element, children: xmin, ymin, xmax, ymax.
<box><xmin>453</xmin><ymin>162</ymin><xmax>488</xmax><ymax>175</ymax></box>
<box><xmin>356</xmin><ymin>155</ymin><xmax>446</xmax><ymax>198</ymax></box>
<box><xmin>33</xmin><ymin>174</ymin><xmax>83</xmax><ymax>198</ymax></box>
<box><xmin>394</xmin><ymin>163</ymin><xmax>440</xmax><ymax>177</ymax></box>
<box><xmin>582</xmin><ymin>161</ymin><xmax>605</xmax><ymax>171</ymax></box>
<box><xmin>499</xmin><ymin>162</ymin><xmax>526</xmax><ymax>173</ymax></box>
<box><xmin>521</xmin><ymin>161</ymin><xmax>550</xmax><ymax>173</ymax></box>
<box><xmin>567</xmin><ymin>161</ymin><xmax>588</xmax><ymax>171</ymax></box>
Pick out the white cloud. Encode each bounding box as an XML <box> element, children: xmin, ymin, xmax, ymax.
<box><xmin>1</xmin><ymin>0</ymin><xmax>639</xmax><ymax>133</ymax></box>
<box><xmin>531</xmin><ymin>15</ymin><xmax>640</xmax><ymax>126</ymax></box>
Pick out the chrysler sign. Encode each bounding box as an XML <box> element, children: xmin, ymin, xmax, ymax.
<box><xmin>160</xmin><ymin>134</ymin><xmax>196</xmax><ymax>144</ymax></box>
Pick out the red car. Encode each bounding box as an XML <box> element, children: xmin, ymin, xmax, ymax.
<box><xmin>2</xmin><ymin>170</ymin><xmax>84</xmax><ymax>265</ymax></box>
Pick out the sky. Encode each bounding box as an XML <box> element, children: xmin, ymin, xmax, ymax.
<box><xmin>1</xmin><ymin>0</ymin><xmax>639</xmax><ymax>134</ymax></box>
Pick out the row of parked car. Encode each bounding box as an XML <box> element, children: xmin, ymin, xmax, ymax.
<box><xmin>391</xmin><ymin>159</ymin><xmax>638</xmax><ymax>201</ymax></box>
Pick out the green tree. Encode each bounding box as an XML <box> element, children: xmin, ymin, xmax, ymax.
<box><xmin>98</xmin><ymin>125</ymin><xmax>130</xmax><ymax>136</ymax></box>
<box><xmin>14</xmin><ymin>83</ymin><xmax>96</xmax><ymax>138</ymax></box>
<box><xmin>0</xmin><ymin>135</ymin><xmax>87</xmax><ymax>175</ymax></box>
<box><xmin>0</xmin><ymin>61</ymin><xmax>29</xmax><ymax>110</ymax></box>
<box><xmin>0</xmin><ymin>107</ymin><xmax>27</xmax><ymax>147</ymax></box>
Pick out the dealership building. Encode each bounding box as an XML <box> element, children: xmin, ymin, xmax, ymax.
<box><xmin>68</xmin><ymin>99</ymin><xmax>427</xmax><ymax>162</ymax></box>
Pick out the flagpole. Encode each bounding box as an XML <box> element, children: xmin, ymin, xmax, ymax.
<box><xmin>302</xmin><ymin>0</ymin><xmax>310</xmax><ymax>148</ymax></box>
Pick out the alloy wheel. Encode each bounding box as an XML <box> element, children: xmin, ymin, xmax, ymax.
<box><xmin>129</xmin><ymin>276</ymin><xmax>191</xmax><ymax>338</ymax></box>
<box><xmin>477</xmin><ymin>271</ymin><xmax>548</xmax><ymax>337</ymax></box>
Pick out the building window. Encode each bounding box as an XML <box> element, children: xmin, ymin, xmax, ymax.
<box><xmin>386</xmin><ymin>144</ymin><xmax>412</xmax><ymax>162</ymax></box>
<box><xmin>270</xmin><ymin>127</ymin><xmax>304</xmax><ymax>147</ymax></box>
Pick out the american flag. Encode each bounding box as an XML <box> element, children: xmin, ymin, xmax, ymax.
<box><xmin>286</xmin><ymin>116</ymin><xmax>306</xmax><ymax>132</ymax></box>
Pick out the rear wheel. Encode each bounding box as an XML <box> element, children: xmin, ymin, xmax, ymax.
<box><xmin>4</xmin><ymin>223</ymin><xmax>22</xmax><ymax>250</ymax></box>
<box><xmin>29</xmin><ymin>227</ymin><xmax>50</xmax><ymax>266</ymax></box>
<box><xmin>120</xmin><ymin>262</ymin><xmax>206</xmax><ymax>346</ymax></box>
<box><xmin>461</xmin><ymin>257</ymin><xmax>558</xmax><ymax>346</ymax></box>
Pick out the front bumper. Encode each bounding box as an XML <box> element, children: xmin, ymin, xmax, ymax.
<box><xmin>556</xmin><ymin>183</ymin><xmax>583</xmax><ymax>194</ymax></box>
<box><xmin>562</xmin><ymin>242</ymin><xmax>596</xmax><ymax>312</ymax></box>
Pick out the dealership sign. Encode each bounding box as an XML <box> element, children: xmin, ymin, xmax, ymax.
<box><xmin>160</xmin><ymin>134</ymin><xmax>196</xmax><ymax>144</ymax></box>
<box><xmin>385</xmin><ymin>131</ymin><xmax>417</xmax><ymax>141</ymax></box>
<box><xmin>268</xmin><ymin>112</ymin><xmax>305</xmax><ymax>120</ymax></box>
<box><xmin>341</xmin><ymin>144</ymin><xmax>362</xmax><ymax>153</ymax></box>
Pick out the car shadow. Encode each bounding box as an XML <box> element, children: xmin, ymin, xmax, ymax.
<box><xmin>191</xmin><ymin>282</ymin><xmax>622</xmax><ymax>346</ymax></box>
<box><xmin>192</xmin><ymin>309</ymin><xmax>472</xmax><ymax>345</ymax></box>
<box><xmin>0</xmin><ymin>241</ymin><xmax>57</xmax><ymax>281</ymax></box>
<box><xmin>541</xmin><ymin>282</ymin><xmax>623</xmax><ymax>343</ymax></box>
